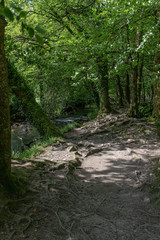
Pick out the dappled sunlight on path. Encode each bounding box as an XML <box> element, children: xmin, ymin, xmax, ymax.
<box><xmin>2</xmin><ymin>113</ymin><xmax>160</xmax><ymax>240</ymax></box>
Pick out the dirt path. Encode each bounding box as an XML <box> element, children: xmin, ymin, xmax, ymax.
<box><xmin>1</xmin><ymin>112</ymin><xmax>160</xmax><ymax>240</ymax></box>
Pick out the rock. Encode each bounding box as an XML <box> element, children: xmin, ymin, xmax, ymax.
<box><xmin>11</xmin><ymin>135</ymin><xmax>25</xmax><ymax>153</ymax></box>
<box><xmin>85</xmin><ymin>143</ymin><xmax>95</xmax><ymax>148</ymax></box>
<box><xmin>67</xmin><ymin>145</ymin><xmax>78</xmax><ymax>152</ymax></box>
<box><xmin>116</xmin><ymin>119</ymin><xmax>131</xmax><ymax>127</ymax></box>
<box><xmin>86</xmin><ymin>148</ymin><xmax>102</xmax><ymax>157</ymax></box>
<box><xmin>139</xmin><ymin>139</ymin><xmax>146</xmax><ymax>144</ymax></box>
<box><xmin>144</xmin><ymin>197</ymin><xmax>150</xmax><ymax>203</ymax></box>
<box><xmin>74</xmin><ymin>151</ymin><xmax>82</xmax><ymax>156</ymax></box>
<box><xmin>50</xmin><ymin>162</ymin><xmax>66</xmax><ymax>171</ymax></box>
<box><xmin>127</xmin><ymin>139</ymin><xmax>135</xmax><ymax>143</ymax></box>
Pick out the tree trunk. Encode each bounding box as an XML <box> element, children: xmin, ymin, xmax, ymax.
<box><xmin>137</xmin><ymin>58</ymin><xmax>143</xmax><ymax>104</ymax></box>
<box><xmin>153</xmin><ymin>51</ymin><xmax>160</xmax><ymax>118</ymax></box>
<box><xmin>142</xmin><ymin>71</ymin><xmax>146</xmax><ymax>102</ymax></box>
<box><xmin>128</xmin><ymin>65</ymin><xmax>139</xmax><ymax>117</ymax></box>
<box><xmin>8</xmin><ymin>61</ymin><xmax>60</xmax><ymax>137</ymax></box>
<box><xmin>153</xmin><ymin>6</ymin><xmax>160</xmax><ymax>118</ymax></box>
<box><xmin>0</xmin><ymin>0</ymin><xmax>11</xmax><ymax>187</ymax></box>
<box><xmin>116</xmin><ymin>75</ymin><xmax>124</xmax><ymax>106</ymax></box>
<box><xmin>97</xmin><ymin>58</ymin><xmax>111</xmax><ymax>115</ymax></box>
<box><xmin>125</xmin><ymin>73</ymin><xmax>130</xmax><ymax>104</ymax></box>
<box><xmin>39</xmin><ymin>79</ymin><xmax>45</xmax><ymax>108</ymax></box>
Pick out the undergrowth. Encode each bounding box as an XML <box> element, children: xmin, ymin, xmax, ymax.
<box><xmin>12</xmin><ymin>137</ymin><xmax>64</xmax><ymax>160</ymax></box>
<box><xmin>87</xmin><ymin>108</ymin><xmax>99</xmax><ymax>120</ymax></box>
<box><xmin>12</xmin><ymin>122</ymin><xmax>77</xmax><ymax>160</ymax></box>
<box><xmin>139</xmin><ymin>102</ymin><xmax>153</xmax><ymax>117</ymax></box>
<box><xmin>60</xmin><ymin>122</ymin><xmax>78</xmax><ymax>134</ymax></box>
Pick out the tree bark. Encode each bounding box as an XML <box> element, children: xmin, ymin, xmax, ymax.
<box><xmin>8</xmin><ymin>61</ymin><xmax>60</xmax><ymax>137</ymax></box>
<box><xmin>128</xmin><ymin>64</ymin><xmax>139</xmax><ymax>117</ymax></box>
<box><xmin>137</xmin><ymin>58</ymin><xmax>143</xmax><ymax>104</ymax></box>
<box><xmin>0</xmin><ymin>0</ymin><xmax>11</xmax><ymax>187</ymax></box>
<box><xmin>153</xmin><ymin>51</ymin><xmax>160</xmax><ymax>118</ymax></box>
<box><xmin>97</xmin><ymin>58</ymin><xmax>111</xmax><ymax>115</ymax></box>
<box><xmin>153</xmin><ymin>6</ymin><xmax>160</xmax><ymax>118</ymax></box>
<box><xmin>125</xmin><ymin>73</ymin><xmax>130</xmax><ymax>104</ymax></box>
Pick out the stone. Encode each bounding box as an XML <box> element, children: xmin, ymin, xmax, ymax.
<box><xmin>67</xmin><ymin>145</ymin><xmax>78</xmax><ymax>152</ymax></box>
<box><xmin>85</xmin><ymin>148</ymin><xmax>102</xmax><ymax>157</ymax></box>
<box><xmin>144</xmin><ymin>197</ymin><xmax>150</xmax><ymax>203</ymax></box>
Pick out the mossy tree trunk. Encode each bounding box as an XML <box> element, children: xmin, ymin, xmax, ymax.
<box><xmin>0</xmin><ymin>0</ymin><xmax>11</xmax><ymax>187</ymax></box>
<box><xmin>137</xmin><ymin>58</ymin><xmax>143</xmax><ymax>104</ymax></box>
<box><xmin>97</xmin><ymin>58</ymin><xmax>111</xmax><ymax>115</ymax></box>
<box><xmin>153</xmin><ymin>6</ymin><xmax>160</xmax><ymax>118</ymax></box>
<box><xmin>8</xmin><ymin>61</ymin><xmax>60</xmax><ymax>138</ymax></box>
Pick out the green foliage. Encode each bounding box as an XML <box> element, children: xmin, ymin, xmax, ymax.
<box><xmin>0</xmin><ymin>6</ymin><xmax>14</xmax><ymax>21</ymax></box>
<box><xmin>12</xmin><ymin>122</ymin><xmax>78</xmax><ymax>161</ymax></box>
<box><xmin>19</xmin><ymin>10</ymin><xmax>28</xmax><ymax>19</ymax></box>
<box><xmin>87</xmin><ymin>107</ymin><xmax>99</xmax><ymax>120</ymax></box>
<box><xmin>155</xmin><ymin>120</ymin><xmax>160</xmax><ymax>127</ymax></box>
<box><xmin>12</xmin><ymin>144</ymin><xmax>44</xmax><ymax>160</ymax></box>
<box><xmin>12</xmin><ymin>137</ymin><xmax>64</xmax><ymax>160</ymax></box>
<box><xmin>139</xmin><ymin>102</ymin><xmax>153</xmax><ymax>117</ymax></box>
<box><xmin>35</xmin><ymin>34</ymin><xmax>44</xmax><ymax>45</ymax></box>
<box><xmin>60</xmin><ymin>122</ymin><xmax>78</xmax><ymax>134</ymax></box>
<box><xmin>5</xmin><ymin>0</ymin><xmax>157</xmax><ymax>119</ymax></box>
<box><xmin>35</xmin><ymin>25</ymin><xmax>46</xmax><ymax>34</ymax></box>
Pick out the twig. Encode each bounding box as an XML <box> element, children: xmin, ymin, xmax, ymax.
<box><xmin>69</xmin><ymin>220</ymin><xmax>75</xmax><ymax>232</ymax></box>
<box><xmin>5</xmin><ymin>224</ymin><xmax>16</xmax><ymax>240</ymax></box>
<box><xmin>23</xmin><ymin>217</ymin><xmax>32</xmax><ymax>232</ymax></box>
<box><xmin>145</xmin><ymin>227</ymin><xmax>160</xmax><ymax>237</ymax></box>
<box><xmin>8</xmin><ymin>231</ymin><xmax>16</xmax><ymax>240</ymax></box>
<box><xmin>80</xmin><ymin>228</ymin><xmax>92</xmax><ymax>240</ymax></box>
<box><xmin>94</xmin><ymin>198</ymin><xmax>106</xmax><ymax>213</ymax></box>
<box><xmin>35</xmin><ymin>214</ymin><xmax>48</xmax><ymax>222</ymax></box>
<box><xmin>55</xmin><ymin>211</ymin><xmax>69</xmax><ymax>232</ymax></box>
<box><xmin>137</xmin><ymin>209</ymin><xmax>160</xmax><ymax>218</ymax></box>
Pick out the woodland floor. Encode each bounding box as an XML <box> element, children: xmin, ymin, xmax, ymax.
<box><xmin>1</xmin><ymin>110</ymin><xmax>160</xmax><ymax>240</ymax></box>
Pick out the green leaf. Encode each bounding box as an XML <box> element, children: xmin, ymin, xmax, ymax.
<box><xmin>35</xmin><ymin>34</ymin><xmax>44</xmax><ymax>45</ymax></box>
<box><xmin>35</xmin><ymin>25</ymin><xmax>46</xmax><ymax>35</ymax></box>
<box><xmin>0</xmin><ymin>6</ymin><xmax>5</xmax><ymax>17</ymax></box>
<box><xmin>0</xmin><ymin>6</ymin><xmax>14</xmax><ymax>21</ymax></box>
<box><xmin>19</xmin><ymin>11</ymin><xmax>28</xmax><ymax>19</ymax></box>
<box><xmin>27</xmin><ymin>26</ymin><xmax>35</xmax><ymax>38</ymax></box>
<box><xmin>10</xmin><ymin>3</ymin><xmax>22</xmax><ymax>12</ymax></box>
<box><xmin>4</xmin><ymin>7</ymin><xmax>14</xmax><ymax>21</ymax></box>
<box><xmin>21</xmin><ymin>22</ymin><xmax>27</xmax><ymax>33</ymax></box>
<box><xmin>16</xmin><ymin>15</ymin><xmax>20</xmax><ymax>21</ymax></box>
